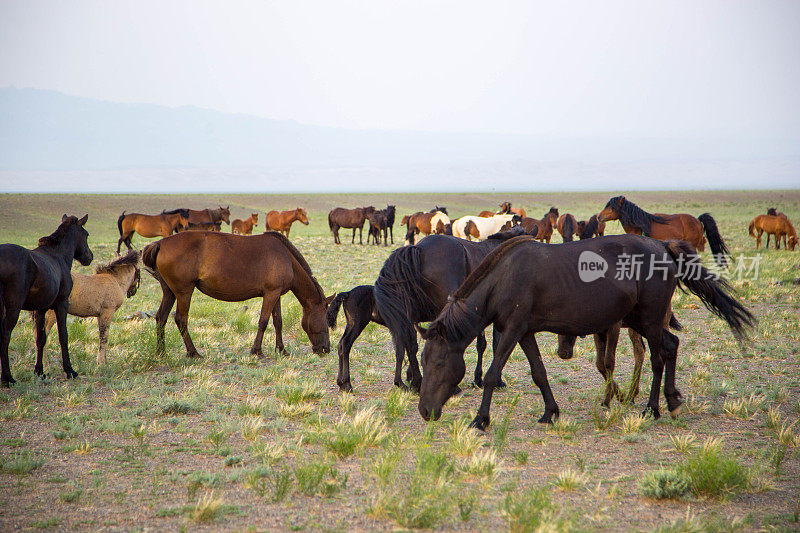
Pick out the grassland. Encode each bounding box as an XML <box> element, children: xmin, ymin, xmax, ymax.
<box><xmin>0</xmin><ymin>190</ymin><xmax>799</xmax><ymax>531</ymax></box>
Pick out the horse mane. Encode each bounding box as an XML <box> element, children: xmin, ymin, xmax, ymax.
<box><xmin>579</xmin><ymin>215</ymin><xmax>600</xmax><ymax>239</ymax></box>
<box><xmin>95</xmin><ymin>251</ymin><xmax>139</xmax><ymax>275</ymax></box>
<box><xmin>162</xmin><ymin>208</ymin><xmax>189</xmax><ymax>216</ymax></box>
<box><xmin>38</xmin><ymin>217</ymin><xmax>75</xmax><ymax>247</ymax></box>
<box><xmin>432</xmin><ymin>235</ymin><xmax>537</xmax><ymax>342</ymax></box>
<box><xmin>451</xmin><ymin>235</ymin><xmax>537</xmax><ymax>299</ymax></box>
<box><xmin>487</xmin><ymin>226</ymin><xmax>527</xmax><ymax>241</ymax></box>
<box><xmin>606</xmin><ymin>196</ymin><xmax>668</xmax><ymax>236</ymax></box>
<box><xmin>264</xmin><ymin>231</ymin><xmax>325</xmax><ymax>299</ymax></box>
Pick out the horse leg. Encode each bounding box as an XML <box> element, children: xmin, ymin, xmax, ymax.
<box><xmin>336</xmin><ymin>309</ymin><xmax>370</xmax><ymax>393</ymax></box>
<box><xmin>0</xmin><ymin>303</ymin><xmax>20</xmax><ymax>385</ymax></box>
<box><xmin>351</xmin><ymin>228</ymin><xmax>356</xmax><ymax>244</ymax></box>
<box><xmin>626</xmin><ymin>329</ymin><xmax>646</xmax><ymax>403</ymax></box>
<box><xmin>642</xmin><ymin>329</ymin><xmax>665</xmax><ymax>419</ymax></box>
<box><xmin>405</xmin><ymin>334</ymin><xmax>422</xmax><ymax>393</ymax></box>
<box><xmin>472</xmin><ymin>331</ymin><xmax>487</xmax><ymax>387</ymax></box>
<box><xmin>755</xmin><ymin>229</ymin><xmax>762</xmax><ymax>249</ymax></box>
<box><xmin>603</xmin><ymin>323</ymin><xmax>622</xmax><ymax>405</ymax></box>
<box><xmin>271</xmin><ymin>298</ymin><xmax>286</xmax><ymax>355</ymax></box>
<box><xmin>765</xmin><ymin>232</ymin><xmax>771</xmax><ymax>249</ymax></box>
<box><xmin>174</xmin><ymin>289</ymin><xmax>200</xmax><ymax>358</ymax></box>
<box><xmin>33</xmin><ymin>310</ymin><xmax>47</xmax><ymax>377</ymax></box>
<box><xmin>661</xmin><ymin>329</ymin><xmax>683</xmax><ymax>417</ymax></box>
<box><xmin>359</xmin><ymin>224</ymin><xmax>364</xmax><ymax>245</ymax></box>
<box><xmin>97</xmin><ymin>310</ymin><xmax>114</xmax><ymax>365</ymax></box>
<box><xmin>54</xmin><ymin>302</ymin><xmax>78</xmax><ymax>379</ymax></box>
<box><xmin>490</xmin><ymin>325</ymin><xmax>506</xmax><ymax>388</ymax></box>
<box><xmin>155</xmin><ymin>281</ymin><xmax>176</xmax><ymax>355</ymax></box>
<box><xmin>592</xmin><ymin>332</ymin><xmax>614</xmax><ymax>407</ymax></box>
<box><xmin>518</xmin><ymin>330</ymin><xmax>560</xmax><ymax>423</ymax></box>
<box><xmin>285</xmin><ymin>226</ymin><xmax>291</xmax><ymax>238</ymax></box>
<box><xmin>251</xmin><ymin>291</ymin><xmax>281</xmax><ymax>358</ymax></box>
<box><xmin>470</xmin><ymin>323</ymin><xmax>524</xmax><ymax>430</ymax></box>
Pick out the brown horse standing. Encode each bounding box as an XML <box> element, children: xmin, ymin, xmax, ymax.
<box><xmin>749</xmin><ymin>214</ymin><xmax>798</xmax><ymax>250</ymax></box>
<box><xmin>403</xmin><ymin>208</ymin><xmax>450</xmax><ymax>245</ymax></box>
<box><xmin>164</xmin><ymin>206</ymin><xmax>231</xmax><ymax>227</ymax></box>
<box><xmin>266</xmin><ymin>208</ymin><xmax>309</xmax><ymax>237</ymax></box>
<box><xmin>498</xmin><ymin>202</ymin><xmax>527</xmax><ymax>219</ymax></box>
<box><xmin>117</xmin><ymin>211</ymin><xmax>188</xmax><ymax>253</ymax></box>
<box><xmin>519</xmin><ymin>207</ymin><xmax>559</xmax><ymax>243</ymax></box>
<box><xmin>232</xmin><ymin>213</ymin><xmax>259</xmax><ymax>235</ymax></box>
<box><xmin>328</xmin><ymin>207</ymin><xmax>375</xmax><ymax>245</ymax></box>
<box><xmin>598</xmin><ymin>196</ymin><xmax>729</xmax><ymax>266</ymax></box>
<box><xmin>142</xmin><ymin>231</ymin><xmax>333</xmax><ymax>358</ymax></box>
<box><xmin>556</xmin><ymin>213</ymin><xmax>578</xmax><ymax>242</ymax></box>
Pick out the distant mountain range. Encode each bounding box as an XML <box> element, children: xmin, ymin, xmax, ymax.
<box><xmin>0</xmin><ymin>87</ymin><xmax>797</xmax><ymax>191</ymax></box>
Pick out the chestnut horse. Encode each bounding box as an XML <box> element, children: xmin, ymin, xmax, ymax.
<box><xmin>164</xmin><ymin>206</ymin><xmax>231</xmax><ymax>227</ymax></box>
<box><xmin>328</xmin><ymin>207</ymin><xmax>375</xmax><ymax>245</ymax></box>
<box><xmin>1</xmin><ymin>215</ymin><xmax>93</xmax><ymax>385</ymax></box>
<box><xmin>142</xmin><ymin>231</ymin><xmax>333</xmax><ymax>358</ymax></box>
<box><xmin>556</xmin><ymin>213</ymin><xmax>578</xmax><ymax>242</ymax></box>
<box><xmin>117</xmin><ymin>211</ymin><xmax>188</xmax><ymax>253</ymax></box>
<box><xmin>519</xmin><ymin>207</ymin><xmax>559</xmax><ymax>243</ymax></box>
<box><xmin>266</xmin><ymin>208</ymin><xmax>309</xmax><ymax>237</ymax></box>
<box><xmin>232</xmin><ymin>213</ymin><xmax>259</xmax><ymax>235</ymax></box>
<box><xmin>749</xmin><ymin>214</ymin><xmax>798</xmax><ymax>250</ymax></box>
<box><xmin>498</xmin><ymin>202</ymin><xmax>527</xmax><ymax>219</ymax></box>
<box><xmin>403</xmin><ymin>208</ymin><xmax>450</xmax><ymax>245</ymax></box>
<box><xmin>598</xmin><ymin>196</ymin><xmax>730</xmax><ymax>266</ymax></box>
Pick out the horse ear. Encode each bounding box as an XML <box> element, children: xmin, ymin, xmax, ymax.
<box><xmin>78</xmin><ymin>214</ymin><xmax>88</xmax><ymax>226</ymax></box>
<box><xmin>415</xmin><ymin>324</ymin><xmax>430</xmax><ymax>339</ymax></box>
<box><xmin>324</xmin><ymin>294</ymin><xmax>336</xmax><ymax>306</ymax></box>
<box><xmin>62</xmin><ymin>214</ymin><xmax>69</xmax><ymax>222</ymax></box>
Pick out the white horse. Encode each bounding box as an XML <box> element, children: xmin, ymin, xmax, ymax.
<box><xmin>452</xmin><ymin>214</ymin><xmax>517</xmax><ymax>241</ymax></box>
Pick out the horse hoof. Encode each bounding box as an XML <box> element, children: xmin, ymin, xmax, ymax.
<box><xmin>187</xmin><ymin>352</ymin><xmax>203</xmax><ymax>359</ymax></box>
<box><xmin>338</xmin><ymin>383</ymin><xmax>354</xmax><ymax>393</ymax></box>
<box><xmin>496</xmin><ymin>380</ymin><xmax>507</xmax><ymax>389</ymax></box>
<box><xmin>469</xmin><ymin>416</ymin><xmax>489</xmax><ymax>431</ymax></box>
<box><xmin>471</xmin><ymin>379</ymin><xmax>483</xmax><ymax>389</ymax></box>
<box><xmin>395</xmin><ymin>382</ymin><xmax>410</xmax><ymax>392</ymax></box>
<box><xmin>643</xmin><ymin>406</ymin><xmax>660</xmax><ymax>420</ymax></box>
<box><xmin>1</xmin><ymin>376</ymin><xmax>15</xmax><ymax>387</ymax></box>
<box><xmin>669</xmin><ymin>403</ymin><xmax>684</xmax><ymax>419</ymax></box>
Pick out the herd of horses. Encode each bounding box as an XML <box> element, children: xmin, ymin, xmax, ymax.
<box><xmin>1</xmin><ymin>196</ymin><xmax>794</xmax><ymax>432</ymax></box>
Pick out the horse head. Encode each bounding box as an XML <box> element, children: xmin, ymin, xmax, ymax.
<box><xmin>218</xmin><ymin>206</ymin><xmax>231</xmax><ymax>224</ymax></box>
<box><xmin>498</xmin><ymin>202</ymin><xmax>511</xmax><ymax>214</ymax></box>
<box><xmin>296</xmin><ymin>208</ymin><xmax>309</xmax><ymax>225</ymax></box>
<box><xmin>547</xmin><ymin>207</ymin><xmax>559</xmax><ymax>226</ymax></box>
<box><xmin>416</xmin><ymin>323</ymin><xmax>466</xmax><ymax>422</ymax></box>
<box><xmin>45</xmin><ymin>214</ymin><xmax>93</xmax><ymax>266</ymax></box>
<box><xmin>302</xmin><ymin>294</ymin><xmax>335</xmax><ymax>355</ymax></box>
<box><xmin>598</xmin><ymin>196</ymin><xmax>624</xmax><ymax>223</ymax></box>
<box><xmin>127</xmin><ymin>266</ymin><xmax>141</xmax><ymax>298</ymax></box>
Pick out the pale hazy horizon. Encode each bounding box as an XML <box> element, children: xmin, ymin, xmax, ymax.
<box><xmin>1</xmin><ymin>1</ymin><xmax>798</xmax><ymax>191</ymax></box>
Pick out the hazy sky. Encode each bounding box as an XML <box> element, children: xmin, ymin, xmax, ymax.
<box><xmin>2</xmin><ymin>0</ymin><xmax>799</xmax><ymax>140</ymax></box>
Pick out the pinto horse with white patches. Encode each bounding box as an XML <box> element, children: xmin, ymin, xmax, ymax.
<box><xmin>452</xmin><ymin>214</ymin><xmax>519</xmax><ymax>241</ymax></box>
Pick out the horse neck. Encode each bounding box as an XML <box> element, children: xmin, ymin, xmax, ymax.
<box><xmin>40</xmin><ymin>227</ymin><xmax>78</xmax><ymax>265</ymax></box>
<box><xmin>116</xmin><ymin>265</ymin><xmax>137</xmax><ymax>292</ymax></box>
<box><xmin>288</xmin><ymin>257</ymin><xmax>323</xmax><ymax>308</ymax></box>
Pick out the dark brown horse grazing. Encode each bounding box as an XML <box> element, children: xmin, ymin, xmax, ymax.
<box><xmin>142</xmin><ymin>231</ymin><xmax>333</xmax><ymax>358</ymax></box>
<box><xmin>232</xmin><ymin>213</ymin><xmax>259</xmax><ymax>235</ymax></box>
<box><xmin>328</xmin><ymin>207</ymin><xmax>375</xmax><ymax>245</ymax></box>
<box><xmin>164</xmin><ymin>206</ymin><xmax>231</xmax><ymax>227</ymax></box>
<box><xmin>1</xmin><ymin>215</ymin><xmax>93</xmax><ymax>385</ymax></box>
<box><xmin>117</xmin><ymin>211</ymin><xmax>188</xmax><ymax>253</ymax></box>
<box><xmin>498</xmin><ymin>202</ymin><xmax>527</xmax><ymax>219</ymax></box>
<box><xmin>598</xmin><ymin>196</ymin><xmax>730</xmax><ymax>266</ymax></box>
<box><xmin>327</xmin><ymin>228</ymin><xmax>527</xmax><ymax>392</ymax></box>
<box><xmin>556</xmin><ymin>213</ymin><xmax>577</xmax><ymax>242</ymax></box>
<box><xmin>519</xmin><ymin>207</ymin><xmax>559</xmax><ymax>243</ymax></box>
<box><xmin>416</xmin><ymin>235</ymin><xmax>754</xmax><ymax>428</ymax></box>
<box><xmin>749</xmin><ymin>214</ymin><xmax>798</xmax><ymax>250</ymax></box>
<box><xmin>266</xmin><ymin>208</ymin><xmax>309</xmax><ymax>237</ymax></box>
<box><xmin>577</xmin><ymin>215</ymin><xmax>606</xmax><ymax>239</ymax></box>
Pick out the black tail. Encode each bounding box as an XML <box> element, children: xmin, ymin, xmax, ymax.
<box><xmin>580</xmin><ymin>215</ymin><xmax>599</xmax><ymax>240</ymax></box>
<box><xmin>141</xmin><ymin>241</ymin><xmax>161</xmax><ymax>280</ymax></box>
<box><xmin>562</xmin><ymin>216</ymin><xmax>574</xmax><ymax>242</ymax></box>
<box><xmin>698</xmin><ymin>213</ymin><xmax>730</xmax><ymax>268</ymax></box>
<box><xmin>665</xmin><ymin>241</ymin><xmax>755</xmax><ymax>343</ymax></box>
<box><xmin>326</xmin><ymin>291</ymin><xmax>347</xmax><ymax>328</ymax></box>
<box><xmin>117</xmin><ymin>211</ymin><xmax>126</xmax><ymax>237</ymax></box>
<box><xmin>373</xmin><ymin>246</ymin><xmax>437</xmax><ymax>353</ymax></box>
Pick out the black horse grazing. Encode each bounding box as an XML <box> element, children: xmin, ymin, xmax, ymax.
<box><xmin>0</xmin><ymin>215</ymin><xmax>93</xmax><ymax>385</ymax></box>
<box><xmin>329</xmin><ymin>228</ymin><xmax>526</xmax><ymax>392</ymax></box>
<box><xmin>417</xmin><ymin>235</ymin><xmax>754</xmax><ymax>429</ymax></box>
